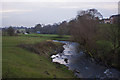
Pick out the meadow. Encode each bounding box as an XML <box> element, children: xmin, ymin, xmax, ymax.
<box><xmin>2</xmin><ymin>34</ymin><xmax>75</xmax><ymax>78</ymax></box>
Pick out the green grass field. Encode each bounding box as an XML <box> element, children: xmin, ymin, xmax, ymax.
<box><xmin>2</xmin><ymin>34</ymin><xmax>75</xmax><ymax>78</ymax></box>
<box><xmin>20</xmin><ymin>34</ymin><xmax>70</xmax><ymax>41</ymax></box>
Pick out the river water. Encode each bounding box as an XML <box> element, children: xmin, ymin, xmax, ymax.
<box><xmin>51</xmin><ymin>40</ymin><xmax>120</xmax><ymax>79</ymax></box>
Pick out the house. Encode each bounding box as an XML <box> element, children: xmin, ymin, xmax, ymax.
<box><xmin>103</xmin><ymin>19</ymin><xmax>110</xmax><ymax>24</ymax></box>
<box><xmin>110</xmin><ymin>14</ymin><xmax>120</xmax><ymax>24</ymax></box>
<box><xmin>100</xmin><ymin>18</ymin><xmax>110</xmax><ymax>24</ymax></box>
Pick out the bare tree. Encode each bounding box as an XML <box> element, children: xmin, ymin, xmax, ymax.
<box><xmin>69</xmin><ymin>9</ymin><xmax>103</xmax><ymax>52</ymax></box>
<box><xmin>7</xmin><ymin>26</ymin><xmax>15</xmax><ymax>36</ymax></box>
<box><xmin>34</xmin><ymin>24</ymin><xmax>42</xmax><ymax>33</ymax></box>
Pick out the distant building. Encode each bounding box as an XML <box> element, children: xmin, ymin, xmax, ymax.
<box><xmin>36</xmin><ymin>31</ymin><xmax>40</xmax><ymax>34</ymax></box>
<box><xmin>102</xmin><ymin>19</ymin><xmax>110</xmax><ymax>24</ymax></box>
<box><xmin>110</xmin><ymin>14</ymin><xmax>120</xmax><ymax>24</ymax></box>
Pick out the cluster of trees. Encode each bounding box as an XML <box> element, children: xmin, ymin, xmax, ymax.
<box><xmin>34</xmin><ymin>23</ymin><xmax>59</xmax><ymax>34</ymax></box>
<box><xmin>64</xmin><ymin>9</ymin><xmax>120</xmax><ymax>69</ymax></box>
<box><xmin>25</xmin><ymin>23</ymin><xmax>59</xmax><ymax>34</ymax></box>
<box><xmin>2</xmin><ymin>26</ymin><xmax>15</xmax><ymax>36</ymax></box>
<box><xmin>28</xmin><ymin>22</ymin><xmax>70</xmax><ymax>35</ymax></box>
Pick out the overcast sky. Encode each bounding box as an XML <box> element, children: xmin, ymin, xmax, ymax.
<box><xmin>0</xmin><ymin>0</ymin><xmax>119</xmax><ymax>27</ymax></box>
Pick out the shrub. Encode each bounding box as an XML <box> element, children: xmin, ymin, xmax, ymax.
<box><xmin>18</xmin><ymin>41</ymin><xmax>64</xmax><ymax>57</ymax></box>
<box><xmin>96</xmin><ymin>40</ymin><xmax>113</xmax><ymax>54</ymax></box>
<box><xmin>7</xmin><ymin>27</ymin><xmax>15</xmax><ymax>36</ymax></box>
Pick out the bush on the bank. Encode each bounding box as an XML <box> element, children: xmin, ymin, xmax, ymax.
<box><xmin>96</xmin><ymin>40</ymin><xmax>113</xmax><ymax>54</ymax></box>
<box><xmin>18</xmin><ymin>41</ymin><xmax>64</xmax><ymax>57</ymax></box>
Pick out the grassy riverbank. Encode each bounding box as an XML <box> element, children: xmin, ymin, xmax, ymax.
<box><xmin>2</xmin><ymin>34</ymin><xmax>75</xmax><ymax>78</ymax></box>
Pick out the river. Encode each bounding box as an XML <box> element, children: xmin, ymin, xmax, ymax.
<box><xmin>51</xmin><ymin>40</ymin><xmax>120</xmax><ymax>79</ymax></box>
